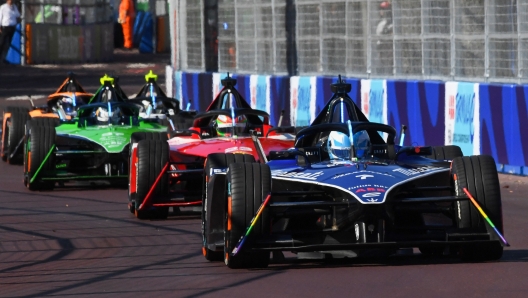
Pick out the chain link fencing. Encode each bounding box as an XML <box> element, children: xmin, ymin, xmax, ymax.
<box><xmin>173</xmin><ymin>0</ymin><xmax>528</xmax><ymax>84</ymax></box>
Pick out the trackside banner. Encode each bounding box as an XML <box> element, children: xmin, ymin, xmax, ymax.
<box><xmin>290</xmin><ymin>76</ymin><xmax>316</xmax><ymax>127</ymax></box>
<box><xmin>249</xmin><ymin>75</ymin><xmax>271</xmax><ymax>113</ymax></box>
<box><xmin>445</xmin><ymin>82</ymin><xmax>480</xmax><ymax>156</ymax></box>
<box><xmin>361</xmin><ymin>79</ymin><xmax>388</xmax><ymax>124</ymax></box>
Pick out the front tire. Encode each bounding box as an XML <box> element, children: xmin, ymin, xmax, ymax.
<box><xmin>224</xmin><ymin>162</ymin><xmax>271</xmax><ymax>269</ymax></box>
<box><xmin>128</xmin><ymin>132</ymin><xmax>168</xmax><ymax>204</ymax></box>
<box><xmin>134</xmin><ymin>139</ymin><xmax>169</xmax><ymax>220</ymax></box>
<box><xmin>452</xmin><ymin>155</ymin><xmax>503</xmax><ymax>261</ymax></box>
<box><xmin>202</xmin><ymin>153</ymin><xmax>255</xmax><ymax>261</ymax></box>
<box><xmin>24</xmin><ymin>125</ymin><xmax>55</xmax><ymax>191</ymax></box>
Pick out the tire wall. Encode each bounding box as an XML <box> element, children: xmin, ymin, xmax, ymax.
<box><xmin>167</xmin><ymin>69</ymin><xmax>528</xmax><ymax>176</ymax></box>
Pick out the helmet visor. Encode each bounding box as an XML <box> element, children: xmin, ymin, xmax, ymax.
<box><xmin>331</xmin><ymin>148</ymin><xmax>351</xmax><ymax>160</ymax></box>
<box><xmin>217</xmin><ymin>123</ymin><xmax>247</xmax><ymax>136</ymax></box>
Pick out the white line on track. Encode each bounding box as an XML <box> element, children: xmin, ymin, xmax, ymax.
<box><xmin>81</xmin><ymin>64</ymin><xmax>108</xmax><ymax>68</ymax></box>
<box><xmin>30</xmin><ymin>65</ymin><xmax>59</xmax><ymax>69</ymax></box>
<box><xmin>6</xmin><ymin>95</ymin><xmax>46</xmax><ymax>101</ymax></box>
<box><xmin>126</xmin><ymin>63</ymin><xmax>155</xmax><ymax>68</ymax></box>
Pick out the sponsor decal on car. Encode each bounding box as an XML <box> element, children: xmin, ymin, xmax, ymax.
<box><xmin>225</xmin><ymin>146</ymin><xmax>253</xmax><ymax>153</ymax></box>
<box><xmin>356</xmin><ymin>174</ymin><xmax>374</xmax><ymax>180</ymax></box>
<box><xmin>348</xmin><ymin>185</ymin><xmax>389</xmax><ymax>203</ymax></box>
<box><xmin>332</xmin><ymin>172</ymin><xmax>354</xmax><ymax>179</ymax></box>
<box><xmin>100</xmin><ymin>132</ymin><xmax>127</xmax><ymax>149</ymax></box>
<box><xmin>392</xmin><ymin>166</ymin><xmax>442</xmax><ymax>176</ymax></box>
<box><xmin>348</xmin><ymin>184</ymin><xmax>388</xmax><ymax>191</ymax></box>
<box><xmin>210</xmin><ymin>168</ymin><xmax>227</xmax><ymax>176</ymax></box>
<box><xmin>272</xmin><ymin>170</ymin><xmax>324</xmax><ymax>180</ymax></box>
<box><xmin>355</xmin><ymin>170</ymin><xmax>395</xmax><ymax>178</ymax></box>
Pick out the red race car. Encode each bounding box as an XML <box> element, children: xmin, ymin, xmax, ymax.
<box><xmin>128</xmin><ymin>75</ymin><xmax>297</xmax><ymax>219</ymax></box>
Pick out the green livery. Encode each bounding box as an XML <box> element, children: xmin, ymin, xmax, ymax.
<box><xmin>55</xmin><ymin>120</ymin><xmax>166</xmax><ymax>153</ymax></box>
<box><xmin>23</xmin><ymin>102</ymin><xmax>167</xmax><ymax>191</ymax></box>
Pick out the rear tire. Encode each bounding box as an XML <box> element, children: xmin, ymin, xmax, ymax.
<box><xmin>2</xmin><ymin>107</ymin><xmax>30</xmax><ymax>164</ymax></box>
<box><xmin>202</xmin><ymin>153</ymin><xmax>255</xmax><ymax>261</ymax></box>
<box><xmin>451</xmin><ymin>155</ymin><xmax>503</xmax><ymax>261</ymax></box>
<box><xmin>134</xmin><ymin>139</ymin><xmax>169</xmax><ymax>220</ymax></box>
<box><xmin>28</xmin><ymin>117</ymin><xmax>61</xmax><ymax>127</ymax></box>
<box><xmin>24</xmin><ymin>125</ymin><xmax>56</xmax><ymax>191</ymax></box>
<box><xmin>224</xmin><ymin>162</ymin><xmax>271</xmax><ymax>269</ymax></box>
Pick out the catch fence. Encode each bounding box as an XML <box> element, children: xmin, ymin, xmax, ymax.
<box><xmin>170</xmin><ymin>0</ymin><xmax>528</xmax><ymax>84</ymax></box>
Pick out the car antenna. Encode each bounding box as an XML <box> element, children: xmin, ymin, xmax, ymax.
<box><xmin>399</xmin><ymin>124</ymin><xmax>407</xmax><ymax>146</ymax></box>
<box><xmin>278</xmin><ymin>109</ymin><xmax>284</xmax><ymax>127</ymax></box>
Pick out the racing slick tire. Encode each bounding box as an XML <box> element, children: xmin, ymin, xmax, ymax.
<box><xmin>134</xmin><ymin>139</ymin><xmax>170</xmax><ymax>220</ymax></box>
<box><xmin>128</xmin><ymin>132</ymin><xmax>168</xmax><ymax>203</ymax></box>
<box><xmin>24</xmin><ymin>125</ymin><xmax>56</xmax><ymax>191</ymax></box>
<box><xmin>224</xmin><ymin>162</ymin><xmax>271</xmax><ymax>269</ymax></box>
<box><xmin>28</xmin><ymin>117</ymin><xmax>61</xmax><ymax>128</ymax></box>
<box><xmin>202</xmin><ymin>153</ymin><xmax>256</xmax><ymax>262</ymax></box>
<box><xmin>451</xmin><ymin>155</ymin><xmax>503</xmax><ymax>261</ymax></box>
<box><xmin>2</xmin><ymin>107</ymin><xmax>30</xmax><ymax>164</ymax></box>
<box><xmin>428</xmin><ymin>145</ymin><xmax>463</xmax><ymax>161</ymax></box>
<box><xmin>130</xmin><ymin>132</ymin><xmax>168</xmax><ymax>144</ymax></box>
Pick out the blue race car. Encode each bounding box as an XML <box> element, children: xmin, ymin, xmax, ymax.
<box><xmin>202</xmin><ymin>76</ymin><xmax>507</xmax><ymax>269</ymax></box>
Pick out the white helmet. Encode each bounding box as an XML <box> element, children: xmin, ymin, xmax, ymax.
<box><xmin>96</xmin><ymin>107</ymin><xmax>109</xmax><ymax>123</ymax></box>
<box><xmin>327</xmin><ymin>131</ymin><xmax>351</xmax><ymax>160</ymax></box>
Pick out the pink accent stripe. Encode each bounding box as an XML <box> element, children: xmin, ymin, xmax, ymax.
<box><xmin>138</xmin><ymin>163</ymin><xmax>169</xmax><ymax>211</ymax></box>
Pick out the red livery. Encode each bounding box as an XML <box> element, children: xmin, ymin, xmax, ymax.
<box><xmin>128</xmin><ymin>75</ymin><xmax>296</xmax><ymax>219</ymax></box>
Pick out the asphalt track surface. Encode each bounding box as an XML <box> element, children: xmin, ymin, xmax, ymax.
<box><xmin>1</xmin><ymin>51</ymin><xmax>528</xmax><ymax>297</ymax></box>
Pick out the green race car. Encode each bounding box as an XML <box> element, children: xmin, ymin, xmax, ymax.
<box><xmin>23</xmin><ymin>100</ymin><xmax>168</xmax><ymax>191</ymax></box>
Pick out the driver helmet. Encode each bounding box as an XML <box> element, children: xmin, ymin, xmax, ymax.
<box><xmin>146</xmin><ymin>90</ymin><xmax>158</xmax><ymax>98</ymax></box>
<box><xmin>353</xmin><ymin>130</ymin><xmax>372</xmax><ymax>158</ymax></box>
<box><xmin>59</xmin><ymin>97</ymin><xmax>76</xmax><ymax>116</ymax></box>
<box><xmin>215</xmin><ymin>114</ymin><xmax>248</xmax><ymax>137</ymax></box>
<box><xmin>327</xmin><ymin>131</ymin><xmax>352</xmax><ymax>160</ymax></box>
<box><xmin>96</xmin><ymin>107</ymin><xmax>110</xmax><ymax>123</ymax></box>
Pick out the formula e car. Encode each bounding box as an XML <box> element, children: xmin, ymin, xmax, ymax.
<box><xmin>1</xmin><ymin>72</ymin><xmax>93</xmax><ymax>164</ymax></box>
<box><xmin>23</xmin><ymin>85</ymin><xmax>168</xmax><ymax>190</ymax></box>
<box><xmin>128</xmin><ymin>75</ymin><xmax>297</xmax><ymax>220</ymax></box>
<box><xmin>129</xmin><ymin>70</ymin><xmax>196</xmax><ymax>130</ymax></box>
<box><xmin>203</xmin><ymin>76</ymin><xmax>506</xmax><ymax>268</ymax></box>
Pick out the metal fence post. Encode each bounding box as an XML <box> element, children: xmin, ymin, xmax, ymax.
<box><xmin>20</xmin><ymin>0</ymin><xmax>25</xmax><ymax>65</ymax></box>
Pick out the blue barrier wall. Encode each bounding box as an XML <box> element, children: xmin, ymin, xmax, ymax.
<box><xmin>480</xmin><ymin>84</ymin><xmax>528</xmax><ymax>175</ymax></box>
<box><xmin>172</xmin><ymin>70</ymin><xmax>527</xmax><ymax>176</ymax></box>
<box><xmin>385</xmin><ymin>81</ymin><xmax>446</xmax><ymax>147</ymax></box>
<box><xmin>5</xmin><ymin>24</ymin><xmax>22</xmax><ymax>64</ymax></box>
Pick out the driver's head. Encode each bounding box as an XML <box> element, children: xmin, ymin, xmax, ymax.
<box><xmin>96</xmin><ymin>107</ymin><xmax>109</xmax><ymax>123</ymax></box>
<box><xmin>215</xmin><ymin>114</ymin><xmax>248</xmax><ymax>137</ymax></box>
<box><xmin>146</xmin><ymin>90</ymin><xmax>157</xmax><ymax>97</ymax></box>
<box><xmin>59</xmin><ymin>97</ymin><xmax>76</xmax><ymax>116</ymax></box>
<box><xmin>327</xmin><ymin>131</ymin><xmax>351</xmax><ymax>160</ymax></box>
<box><xmin>353</xmin><ymin>130</ymin><xmax>372</xmax><ymax>158</ymax></box>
